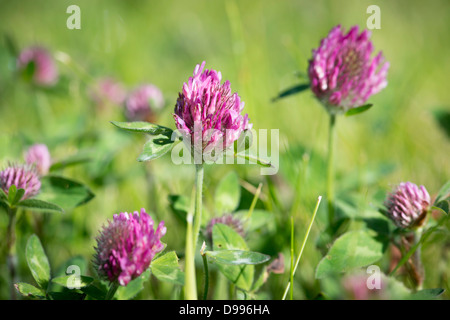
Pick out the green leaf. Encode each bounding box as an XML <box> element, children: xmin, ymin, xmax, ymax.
<box><xmin>137</xmin><ymin>134</ymin><xmax>174</xmax><ymax>162</ymax></box>
<box><xmin>272</xmin><ymin>83</ymin><xmax>310</xmax><ymax>102</ymax></box>
<box><xmin>15</xmin><ymin>282</ymin><xmax>46</xmax><ymax>299</ymax></box>
<box><xmin>215</xmin><ymin>171</ymin><xmax>241</xmax><ymax>214</ymax></box>
<box><xmin>409</xmin><ymin>288</ymin><xmax>444</xmax><ymax>300</ymax></box>
<box><xmin>345</xmin><ymin>104</ymin><xmax>373</xmax><ymax>117</ymax></box>
<box><xmin>0</xmin><ymin>188</ymin><xmax>7</xmax><ymax>201</ymax></box>
<box><xmin>14</xmin><ymin>188</ymin><xmax>25</xmax><ymax>204</ymax></box>
<box><xmin>435</xmin><ymin>181</ymin><xmax>450</xmax><ymax>204</ymax></box>
<box><xmin>206</xmin><ymin>250</ymin><xmax>270</xmax><ymax>265</ymax></box>
<box><xmin>51</xmin><ymin>275</ymin><xmax>94</xmax><ymax>289</ymax></box>
<box><xmin>17</xmin><ymin>199</ymin><xmax>64</xmax><ymax>213</ymax></box>
<box><xmin>433</xmin><ymin>201</ymin><xmax>449</xmax><ymax>215</ymax></box>
<box><xmin>315</xmin><ymin>230</ymin><xmax>384</xmax><ymax>279</ymax></box>
<box><xmin>50</xmin><ymin>255</ymin><xmax>88</xmax><ymax>293</ymax></box>
<box><xmin>116</xmin><ymin>269</ymin><xmax>151</xmax><ymax>300</ymax></box>
<box><xmin>80</xmin><ymin>282</ymin><xmax>106</xmax><ymax>300</ymax></box>
<box><xmin>433</xmin><ymin>181</ymin><xmax>450</xmax><ymax>214</ymax></box>
<box><xmin>111</xmin><ymin>121</ymin><xmax>173</xmax><ymax>136</ymax></box>
<box><xmin>37</xmin><ymin>176</ymin><xmax>94</xmax><ymax>210</ymax></box>
<box><xmin>26</xmin><ymin>234</ymin><xmax>51</xmax><ymax>290</ymax></box>
<box><xmin>239</xmin><ymin>209</ymin><xmax>275</xmax><ymax>232</ymax></box>
<box><xmin>150</xmin><ymin>251</ymin><xmax>184</xmax><ymax>285</ymax></box>
<box><xmin>8</xmin><ymin>185</ymin><xmax>17</xmax><ymax>205</ymax></box>
<box><xmin>212</xmin><ymin>224</ymin><xmax>254</xmax><ymax>291</ymax></box>
<box><xmin>0</xmin><ymin>189</ymin><xmax>8</xmax><ymax>208</ymax></box>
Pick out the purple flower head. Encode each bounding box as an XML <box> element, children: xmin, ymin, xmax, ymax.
<box><xmin>94</xmin><ymin>208</ymin><xmax>166</xmax><ymax>286</ymax></box>
<box><xmin>25</xmin><ymin>144</ymin><xmax>51</xmax><ymax>176</ymax></box>
<box><xmin>174</xmin><ymin>62</ymin><xmax>252</xmax><ymax>161</ymax></box>
<box><xmin>205</xmin><ymin>213</ymin><xmax>245</xmax><ymax>241</ymax></box>
<box><xmin>89</xmin><ymin>77</ymin><xmax>126</xmax><ymax>108</ymax></box>
<box><xmin>308</xmin><ymin>25</ymin><xmax>389</xmax><ymax>114</ymax></box>
<box><xmin>17</xmin><ymin>46</ymin><xmax>58</xmax><ymax>86</ymax></box>
<box><xmin>125</xmin><ymin>84</ymin><xmax>164</xmax><ymax>122</ymax></box>
<box><xmin>0</xmin><ymin>164</ymin><xmax>41</xmax><ymax>200</ymax></box>
<box><xmin>384</xmin><ymin>182</ymin><xmax>431</xmax><ymax>229</ymax></box>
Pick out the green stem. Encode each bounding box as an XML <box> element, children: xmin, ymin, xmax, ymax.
<box><xmin>105</xmin><ymin>282</ymin><xmax>119</xmax><ymax>300</ymax></box>
<box><xmin>6</xmin><ymin>207</ymin><xmax>17</xmax><ymax>300</ymax></box>
<box><xmin>184</xmin><ymin>189</ymin><xmax>197</xmax><ymax>300</ymax></box>
<box><xmin>201</xmin><ymin>252</ymin><xmax>209</xmax><ymax>300</ymax></box>
<box><xmin>229</xmin><ymin>283</ymin><xmax>235</xmax><ymax>300</ymax></box>
<box><xmin>185</xmin><ymin>163</ymin><xmax>204</xmax><ymax>301</ymax></box>
<box><xmin>246</xmin><ymin>182</ymin><xmax>262</xmax><ymax>220</ymax></box>
<box><xmin>326</xmin><ymin>114</ymin><xmax>336</xmax><ymax>228</ymax></box>
<box><xmin>289</xmin><ymin>216</ymin><xmax>294</xmax><ymax>300</ymax></box>
<box><xmin>192</xmin><ymin>164</ymin><xmax>204</xmax><ymax>251</ymax></box>
<box><xmin>390</xmin><ymin>215</ymin><xmax>449</xmax><ymax>276</ymax></box>
<box><xmin>412</xmin><ymin>230</ymin><xmax>424</xmax><ymax>290</ymax></box>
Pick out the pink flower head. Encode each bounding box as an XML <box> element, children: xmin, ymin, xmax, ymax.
<box><xmin>174</xmin><ymin>61</ymin><xmax>252</xmax><ymax>162</ymax></box>
<box><xmin>308</xmin><ymin>25</ymin><xmax>389</xmax><ymax>114</ymax></box>
<box><xmin>17</xmin><ymin>46</ymin><xmax>58</xmax><ymax>86</ymax></box>
<box><xmin>25</xmin><ymin>144</ymin><xmax>51</xmax><ymax>176</ymax></box>
<box><xmin>384</xmin><ymin>182</ymin><xmax>431</xmax><ymax>229</ymax></box>
<box><xmin>89</xmin><ymin>77</ymin><xmax>126</xmax><ymax>108</ymax></box>
<box><xmin>0</xmin><ymin>164</ymin><xmax>41</xmax><ymax>200</ymax></box>
<box><xmin>94</xmin><ymin>208</ymin><xmax>166</xmax><ymax>286</ymax></box>
<box><xmin>125</xmin><ymin>84</ymin><xmax>164</xmax><ymax>121</ymax></box>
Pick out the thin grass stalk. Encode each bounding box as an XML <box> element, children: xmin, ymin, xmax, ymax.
<box><xmin>282</xmin><ymin>196</ymin><xmax>322</xmax><ymax>300</ymax></box>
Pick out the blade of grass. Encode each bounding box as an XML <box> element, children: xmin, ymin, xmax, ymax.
<box><xmin>246</xmin><ymin>182</ymin><xmax>263</xmax><ymax>220</ymax></box>
<box><xmin>282</xmin><ymin>196</ymin><xmax>322</xmax><ymax>300</ymax></box>
<box><xmin>289</xmin><ymin>216</ymin><xmax>294</xmax><ymax>300</ymax></box>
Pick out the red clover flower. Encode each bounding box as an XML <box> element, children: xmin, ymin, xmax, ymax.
<box><xmin>173</xmin><ymin>61</ymin><xmax>252</xmax><ymax>161</ymax></box>
<box><xmin>308</xmin><ymin>25</ymin><xmax>389</xmax><ymax>114</ymax></box>
<box><xmin>384</xmin><ymin>182</ymin><xmax>431</xmax><ymax>229</ymax></box>
<box><xmin>0</xmin><ymin>164</ymin><xmax>41</xmax><ymax>200</ymax></box>
<box><xmin>94</xmin><ymin>208</ymin><xmax>166</xmax><ymax>286</ymax></box>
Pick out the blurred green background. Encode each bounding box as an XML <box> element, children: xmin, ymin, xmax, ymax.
<box><xmin>0</xmin><ymin>0</ymin><xmax>449</xmax><ymax>299</ymax></box>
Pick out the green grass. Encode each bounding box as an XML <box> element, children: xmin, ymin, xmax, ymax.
<box><xmin>0</xmin><ymin>0</ymin><xmax>449</xmax><ymax>300</ymax></box>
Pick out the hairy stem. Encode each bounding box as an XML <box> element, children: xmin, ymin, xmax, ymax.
<box><xmin>326</xmin><ymin>114</ymin><xmax>336</xmax><ymax>228</ymax></box>
<box><xmin>289</xmin><ymin>216</ymin><xmax>294</xmax><ymax>300</ymax></box>
<box><xmin>184</xmin><ymin>188</ymin><xmax>197</xmax><ymax>300</ymax></box>
<box><xmin>410</xmin><ymin>230</ymin><xmax>424</xmax><ymax>290</ymax></box>
<box><xmin>192</xmin><ymin>164</ymin><xmax>204</xmax><ymax>251</ymax></box>
<box><xmin>6</xmin><ymin>207</ymin><xmax>17</xmax><ymax>300</ymax></box>
<box><xmin>185</xmin><ymin>164</ymin><xmax>204</xmax><ymax>301</ymax></box>
<box><xmin>201</xmin><ymin>252</ymin><xmax>209</xmax><ymax>300</ymax></box>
